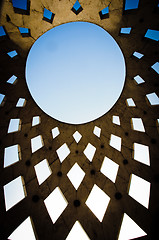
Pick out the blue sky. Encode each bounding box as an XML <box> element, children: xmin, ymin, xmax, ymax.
<box><xmin>26</xmin><ymin>22</ymin><xmax>125</xmax><ymax>124</ymax></box>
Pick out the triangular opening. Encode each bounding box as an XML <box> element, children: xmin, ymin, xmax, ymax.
<box><xmin>0</xmin><ymin>26</ymin><xmax>6</xmax><ymax>37</ymax></box>
<box><xmin>66</xmin><ymin>221</ymin><xmax>90</xmax><ymax>240</ymax></box>
<box><xmin>118</xmin><ymin>213</ymin><xmax>147</xmax><ymax>240</ymax></box>
<box><xmin>9</xmin><ymin>217</ymin><xmax>36</xmax><ymax>240</ymax></box>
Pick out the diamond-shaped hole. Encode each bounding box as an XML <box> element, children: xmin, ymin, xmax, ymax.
<box><xmin>4</xmin><ymin>144</ymin><xmax>21</xmax><ymax>168</ymax></box>
<box><xmin>12</xmin><ymin>0</ymin><xmax>28</xmax><ymax>11</ymax></box>
<box><xmin>101</xmin><ymin>7</ymin><xmax>109</xmax><ymax>15</ymax></box>
<box><xmin>16</xmin><ymin>98</ymin><xmax>26</xmax><ymax>107</ymax></box>
<box><xmin>99</xmin><ymin>6</ymin><xmax>109</xmax><ymax>20</ymax></box>
<box><xmin>124</xmin><ymin>0</ymin><xmax>139</xmax><ymax>10</ymax></box>
<box><xmin>44</xmin><ymin>187</ymin><xmax>68</xmax><ymax>224</ymax></box>
<box><xmin>0</xmin><ymin>26</ymin><xmax>6</xmax><ymax>37</ymax></box>
<box><xmin>4</xmin><ymin>176</ymin><xmax>26</xmax><ymax>211</ymax></box>
<box><xmin>112</xmin><ymin>116</ymin><xmax>120</xmax><ymax>125</ymax></box>
<box><xmin>0</xmin><ymin>93</ymin><xmax>5</xmax><ymax>106</ymax></box>
<box><xmin>73</xmin><ymin>131</ymin><xmax>82</xmax><ymax>143</ymax></box>
<box><xmin>32</xmin><ymin>116</ymin><xmax>40</xmax><ymax>126</ymax></box>
<box><xmin>72</xmin><ymin>0</ymin><xmax>83</xmax><ymax>15</ymax></box>
<box><xmin>100</xmin><ymin>156</ymin><xmax>119</xmax><ymax>183</ymax></box>
<box><xmin>7</xmin><ymin>75</ymin><xmax>17</xmax><ymax>84</ymax></box>
<box><xmin>66</xmin><ymin>221</ymin><xmax>90</xmax><ymax>240</ymax></box>
<box><xmin>146</xmin><ymin>92</ymin><xmax>159</xmax><ymax>105</ymax></box>
<box><xmin>67</xmin><ymin>163</ymin><xmax>85</xmax><ymax>190</ymax></box>
<box><xmin>109</xmin><ymin>134</ymin><xmax>121</xmax><ymax>151</ymax></box>
<box><xmin>43</xmin><ymin>8</ymin><xmax>55</xmax><ymax>24</ymax></box>
<box><xmin>8</xmin><ymin>119</ymin><xmax>21</xmax><ymax>133</ymax></box>
<box><xmin>31</xmin><ymin>135</ymin><xmax>43</xmax><ymax>153</ymax></box>
<box><xmin>133</xmin><ymin>143</ymin><xmax>150</xmax><ymax>166</ymax></box>
<box><xmin>9</xmin><ymin>217</ymin><xmax>36</xmax><ymax>240</ymax></box>
<box><xmin>56</xmin><ymin>143</ymin><xmax>70</xmax><ymax>163</ymax></box>
<box><xmin>52</xmin><ymin>127</ymin><xmax>60</xmax><ymax>139</ymax></box>
<box><xmin>73</xmin><ymin>0</ymin><xmax>81</xmax><ymax>10</ymax></box>
<box><xmin>34</xmin><ymin>159</ymin><xmax>52</xmax><ymax>185</ymax></box>
<box><xmin>131</xmin><ymin>118</ymin><xmax>145</xmax><ymax>132</ymax></box>
<box><xmin>7</xmin><ymin>50</ymin><xmax>18</xmax><ymax>58</ymax></box>
<box><xmin>83</xmin><ymin>143</ymin><xmax>96</xmax><ymax>162</ymax></box>
<box><xmin>19</xmin><ymin>27</ymin><xmax>30</xmax><ymax>37</ymax></box>
<box><xmin>134</xmin><ymin>75</ymin><xmax>145</xmax><ymax>84</ymax></box>
<box><xmin>152</xmin><ymin>62</ymin><xmax>159</xmax><ymax>74</ymax></box>
<box><xmin>133</xmin><ymin>51</ymin><xmax>144</xmax><ymax>59</ymax></box>
<box><xmin>120</xmin><ymin>27</ymin><xmax>131</xmax><ymax>34</ymax></box>
<box><xmin>85</xmin><ymin>184</ymin><xmax>110</xmax><ymax>222</ymax></box>
<box><xmin>126</xmin><ymin>98</ymin><xmax>136</xmax><ymax>107</ymax></box>
<box><xmin>118</xmin><ymin>213</ymin><xmax>147</xmax><ymax>240</ymax></box>
<box><xmin>128</xmin><ymin>174</ymin><xmax>151</xmax><ymax>208</ymax></box>
<box><xmin>93</xmin><ymin>126</ymin><xmax>101</xmax><ymax>138</ymax></box>
<box><xmin>145</xmin><ymin>29</ymin><xmax>159</xmax><ymax>41</ymax></box>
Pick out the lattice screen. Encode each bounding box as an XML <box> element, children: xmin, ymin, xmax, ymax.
<box><xmin>0</xmin><ymin>0</ymin><xmax>159</xmax><ymax>239</ymax></box>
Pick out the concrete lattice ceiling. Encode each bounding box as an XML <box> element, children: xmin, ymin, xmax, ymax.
<box><xmin>0</xmin><ymin>0</ymin><xmax>159</xmax><ymax>239</ymax></box>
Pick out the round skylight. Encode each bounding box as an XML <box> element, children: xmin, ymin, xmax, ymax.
<box><xmin>26</xmin><ymin>22</ymin><xmax>126</xmax><ymax>124</ymax></box>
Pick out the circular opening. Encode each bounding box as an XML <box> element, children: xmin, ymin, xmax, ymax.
<box><xmin>26</xmin><ymin>22</ymin><xmax>126</xmax><ymax>124</ymax></box>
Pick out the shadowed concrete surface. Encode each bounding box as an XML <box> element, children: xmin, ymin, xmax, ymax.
<box><xmin>0</xmin><ymin>0</ymin><xmax>159</xmax><ymax>239</ymax></box>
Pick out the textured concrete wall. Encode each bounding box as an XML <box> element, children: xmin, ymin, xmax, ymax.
<box><xmin>0</xmin><ymin>0</ymin><xmax>159</xmax><ymax>239</ymax></box>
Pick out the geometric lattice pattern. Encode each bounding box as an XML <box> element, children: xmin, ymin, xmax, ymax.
<box><xmin>0</xmin><ymin>0</ymin><xmax>158</xmax><ymax>239</ymax></box>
